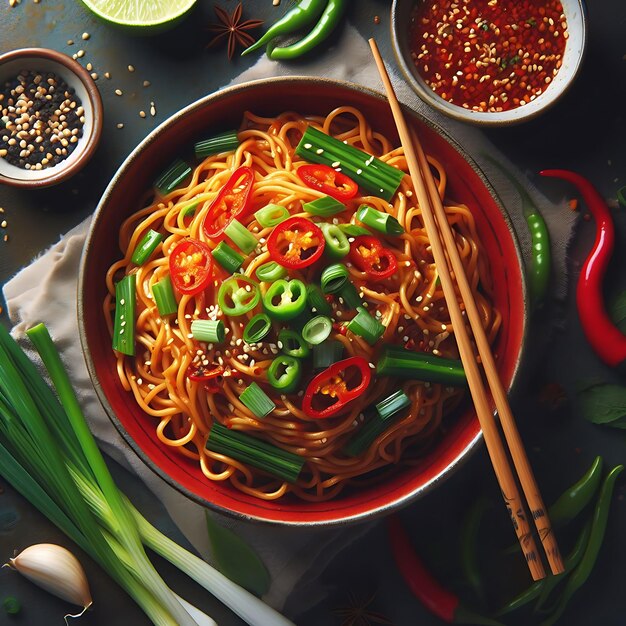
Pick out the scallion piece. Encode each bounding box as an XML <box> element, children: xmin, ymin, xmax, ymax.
<box><xmin>254</xmin><ymin>204</ymin><xmax>290</xmax><ymax>228</ymax></box>
<box><xmin>302</xmin><ymin>195</ymin><xmax>346</xmax><ymax>217</ymax></box>
<box><xmin>239</xmin><ymin>382</ymin><xmax>276</xmax><ymax>418</ymax></box>
<box><xmin>224</xmin><ymin>219</ymin><xmax>258</xmax><ymax>254</ymax></box>
<box><xmin>131</xmin><ymin>229</ymin><xmax>164</xmax><ymax>265</ymax></box>
<box><xmin>346</xmin><ymin>306</ymin><xmax>385</xmax><ymax>345</ymax></box>
<box><xmin>319</xmin><ymin>222</ymin><xmax>350</xmax><ymax>259</ymax></box>
<box><xmin>190</xmin><ymin>319</ymin><xmax>225</xmax><ymax>344</ymax></box>
<box><xmin>255</xmin><ymin>260</ymin><xmax>288</xmax><ymax>282</ymax></box>
<box><xmin>206</xmin><ymin>423</ymin><xmax>304</xmax><ymax>483</ymax></box>
<box><xmin>356</xmin><ymin>204</ymin><xmax>405</xmax><ymax>236</ymax></box>
<box><xmin>306</xmin><ymin>283</ymin><xmax>332</xmax><ymax>316</ymax></box>
<box><xmin>181</xmin><ymin>199</ymin><xmax>200</xmax><ymax>218</ymax></box>
<box><xmin>194</xmin><ymin>130</ymin><xmax>239</xmax><ymax>159</ymax></box>
<box><xmin>211</xmin><ymin>241</ymin><xmax>244</xmax><ymax>274</ymax></box>
<box><xmin>154</xmin><ymin>158</ymin><xmax>192</xmax><ymax>195</ymax></box>
<box><xmin>243</xmin><ymin>313</ymin><xmax>272</xmax><ymax>343</ymax></box>
<box><xmin>338</xmin><ymin>282</ymin><xmax>362</xmax><ymax>310</ymax></box>
<box><xmin>278</xmin><ymin>329</ymin><xmax>310</xmax><ymax>359</ymax></box>
<box><xmin>376</xmin><ymin>389</ymin><xmax>411</xmax><ymax>420</ymax></box>
<box><xmin>312</xmin><ymin>339</ymin><xmax>344</xmax><ymax>370</ymax></box>
<box><xmin>376</xmin><ymin>345</ymin><xmax>466</xmax><ymax>386</ymax></box>
<box><xmin>339</xmin><ymin>223</ymin><xmax>371</xmax><ymax>237</ymax></box>
<box><xmin>295</xmin><ymin>125</ymin><xmax>405</xmax><ymax>202</ymax></box>
<box><xmin>151</xmin><ymin>276</ymin><xmax>178</xmax><ymax>317</ymax></box>
<box><xmin>301</xmin><ymin>315</ymin><xmax>332</xmax><ymax>346</ymax></box>
<box><xmin>321</xmin><ymin>263</ymin><xmax>350</xmax><ymax>295</ymax></box>
<box><xmin>112</xmin><ymin>274</ymin><xmax>136</xmax><ymax>356</ymax></box>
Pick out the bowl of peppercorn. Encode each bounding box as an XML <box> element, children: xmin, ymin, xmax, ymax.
<box><xmin>390</xmin><ymin>0</ymin><xmax>587</xmax><ymax>126</ymax></box>
<box><xmin>0</xmin><ymin>47</ymin><xmax>103</xmax><ymax>187</ymax></box>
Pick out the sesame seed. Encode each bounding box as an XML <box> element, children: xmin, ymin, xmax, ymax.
<box><xmin>115</xmin><ymin>89</ymin><xmax>123</xmax><ymax>96</ymax></box>
<box><xmin>128</xmin><ymin>65</ymin><xmax>135</xmax><ymax>72</ymax></box>
<box><xmin>81</xmin><ymin>32</ymin><xmax>90</xmax><ymax>40</ymax></box>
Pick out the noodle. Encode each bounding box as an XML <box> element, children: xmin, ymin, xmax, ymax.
<box><xmin>105</xmin><ymin>107</ymin><xmax>501</xmax><ymax>502</ymax></box>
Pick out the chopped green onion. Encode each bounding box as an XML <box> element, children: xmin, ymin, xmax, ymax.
<box><xmin>356</xmin><ymin>204</ymin><xmax>405</xmax><ymax>236</ymax></box>
<box><xmin>339</xmin><ymin>223</ymin><xmax>371</xmax><ymax>237</ymax></box>
<box><xmin>321</xmin><ymin>263</ymin><xmax>350</xmax><ymax>295</ymax></box>
<box><xmin>278</xmin><ymin>329</ymin><xmax>310</xmax><ymax>359</ymax></box>
<box><xmin>267</xmin><ymin>355</ymin><xmax>301</xmax><ymax>394</ymax></box>
<box><xmin>112</xmin><ymin>274</ymin><xmax>136</xmax><ymax>356</ymax></box>
<box><xmin>154</xmin><ymin>158</ymin><xmax>192</xmax><ymax>195</ymax></box>
<box><xmin>302</xmin><ymin>195</ymin><xmax>346</xmax><ymax>217</ymax></box>
<box><xmin>131</xmin><ymin>229</ymin><xmax>163</xmax><ymax>265</ymax></box>
<box><xmin>376</xmin><ymin>345</ymin><xmax>466</xmax><ymax>386</ymax></box>
<box><xmin>224</xmin><ymin>220</ymin><xmax>258</xmax><ymax>254</ymax></box>
<box><xmin>319</xmin><ymin>222</ymin><xmax>350</xmax><ymax>259</ymax></box>
<box><xmin>617</xmin><ymin>186</ymin><xmax>626</xmax><ymax>209</ymax></box>
<box><xmin>243</xmin><ymin>313</ymin><xmax>272</xmax><ymax>344</ymax></box>
<box><xmin>376</xmin><ymin>389</ymin><xmax>411</xmax><ymax>420</ymax></box>
<box><xmin>239</xmin><ymin>382</ymin><xmax>276</xmax><ymax>418</ymax></box>
<box><xmin>3</xmin><ymin>596</ymin><xmax>21</xmax><ymax>615</ymax></box>
<box><xmin>346</xmin><ymin>306</ymin><xmax>385</xmax><ymax>345</ymax></box>
<box><xmin>206</xmin><ymin>423</ymin><xmax>304</xmax><ymax>483</ymax></box>
<box><xmin>254</xmin><ymin>204</ymin><xmax>290</xmax><ymax>228</ymax></box>
<box><xmin>312</xmin><ymin>339</ymin><xmax>344</xmax><ymax>370</ymax></box>
<box><xmin>181</xmin><ymin>199</ymin><xmax>200</xmax><ymax>218</ymax></box>
<box><xmin>151</xmin><ymin>276</ymin><xmax>178</xmax><ymax>317</ymax></box>
<box><xmin>301</xmin><ymin>315</ymin><xmax>332</xmax><ymax>345</ymax></box>
<box><xmin>255</xmin><ymin>260</ymin><xmax>288</xmax><ymax>282</ymax></box>
<box><xmin>338</xmin><ymin>282</ymin><xmax>362</xmax><ymax>310</ymax></box>
<box><xmin>190</xmin><ymin>319</ymin><xmax>225</xmax><ymax>344</ymax></box>
<box><xmin>306</xmin><ymin>284</ymin><xmax>332</xmax><ymax>316</ymax></box>
<box><xmin>295</xmin><ymin>126</ymin><xmax>405</xmax><ymax>202</ymax></box>
<box><xmin>194</xmin><ymin>130</ymin><xmax>239</xmax><ymax>159</ymax></box>
<box><xmin>211</xmin><ymin>241</ymin><xmax>244</xmax><ymax>274</ymax></box>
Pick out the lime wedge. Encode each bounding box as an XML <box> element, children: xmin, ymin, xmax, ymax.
<box><xmin>80</xmin><ymin>0</ymin><xmax>197</xmax><ymax>31</ymax></box>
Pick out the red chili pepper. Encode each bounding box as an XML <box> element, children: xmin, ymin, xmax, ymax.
<box><xmin>267</xmin><ymin>216</ymin><xmax>325</xmax><ymax>270</ymax></box>
<box><xmin>202</xmin><ymin>166</ymin><xmax>255</xmax><ymax>239</ymax></box>
<box><xmin>169</xmin><ymin>238</ymin><xmax>214</xmax><ymax>296</ymax></box>
<box><xmin>387</xmin><ymin>515</ymin><xmax>501</xmax><ymax>626</ymax></box>
<box><xmin>348</xmin><ymin>235</ymin><xmax>398</xmax><ymax>280</ymax></box>
<box><xmin>186</xmin><ymin>363</ymin><xmax>224</xmax><ymax>393</ymax></box>
<box><xmin>540</xmin><ymin>169</ymin><xmax>626</xmax><ymax>370</ymax></box>
<box><xmin>302</xmin><ymin>356</ymin><xmax>371</xmax><ymax>419</ymax></box>
<box><xmin>297</xmin><ymin>164</ymin><xmax>358</xmax><ymax>201</ymax></box>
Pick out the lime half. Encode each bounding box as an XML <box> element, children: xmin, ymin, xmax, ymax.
<box><xmin>80</xmin><ymin>0</ymin><xmax>197</xmax><ymax>31</ymax></box>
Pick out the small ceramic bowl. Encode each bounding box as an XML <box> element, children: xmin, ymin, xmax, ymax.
<box><xmin>391</xmin><ymin>0</ymin><xmax>587</xmax><ymax>126</ymax></box>
<box><xmin>0</xmin><ymin>48</ymin><xmax>103</xmax><ymax>188</ymax></box>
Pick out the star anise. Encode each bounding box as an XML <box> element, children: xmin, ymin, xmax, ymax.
<box><xmin>206</xmin><ymin>2</ymin><xmax>263</xmax><ymax>60</ymax></box>
<box><xmin>333</xmin><ymin>591</ymin><xmax>393</xmax><ymax>626</ymax></box>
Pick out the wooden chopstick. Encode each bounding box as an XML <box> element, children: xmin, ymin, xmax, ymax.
<box><xmin>369</xmin><ymin>38</ymin><xmax>564</xmax><ymax>580</ymax></box>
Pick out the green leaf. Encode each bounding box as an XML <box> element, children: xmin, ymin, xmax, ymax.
<box><xmin>608</xmin><ymin>290</ymin><xmax>626</xmax><ymax>334</ymax></box>
<box><xmin>205</xmin><ymin>512</ymin><xmax>270</xmax><ymax>597</ymax></box>
<box><xmin>578</xmin><ymin>383</ymin><xmax>626</xmax><ymax>426</ymax></box>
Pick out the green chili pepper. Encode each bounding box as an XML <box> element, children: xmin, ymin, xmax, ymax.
<box><xmin>319</xmin><ymin>222</ymin><xmax>350</xmax><ymax>259</ymax></box>
<box><xmin>267</xmin><ymin>0</ymin><xmax>347</xmax><ymax>60</ymax></box>
<box><xmin>241</xmin><ymin>0</ymin><xmax>327</xmax><ymax>56</ymax></box>
<box><xmin>217</xmin><ymin>274</ymin><xmax>261</xmax><ymax>316</ymax></box>
<box><xmin>278</xmin><ymin>328</ymin><xmax>310</xmax><ymax>359</ymax></box>
<box><xmin>267</xmin><ymin>355</ymin><xmax>302</xmax><ymax>394</ymax></box>
<box><xmin>263</xmin><ymin>279</ymin><xmax>308</xmax><ymax>320</ymax></box>
<box><xmin>540</xmin><ymin>465</ymin><xmax>624</xmax><ymax>626</ymax></box>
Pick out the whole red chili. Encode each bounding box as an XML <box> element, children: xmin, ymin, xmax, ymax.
<box><xmin>348</xmin><ymin>235</ymin><xmax>397</xmax><ymax>280</ymax></box>
<box><xmin>540</xmin><ymin>169</ymin><xmax>626</xmax><ymax>370</ymax></box>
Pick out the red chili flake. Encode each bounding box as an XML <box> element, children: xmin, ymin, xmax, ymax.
<box><xmin>568</xmin><ymin>197</ymin><xmax>579</xmax><ymax>211</ymax></box>
<box><xmin>409</xmin><ymin>0</ymin><xmax>568</xmax><ymax>112</ymax></box>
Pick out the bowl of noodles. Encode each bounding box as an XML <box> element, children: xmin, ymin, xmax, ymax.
<box><xmin>79</xmin><ymin>77</ymin><xmax>527</xmax><ymax>525</ymax></box>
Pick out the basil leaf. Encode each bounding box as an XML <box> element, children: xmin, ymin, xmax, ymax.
<box><xmin>609</xmin><ymin>290</ymin><xmax>626</xmax><ymax>334</ymax></box>
<box><xmin>205</xmin><ymin>512</ymin><xmax>270</xmax><ymax>597</ymax></box>
<box><xmin>578</xmin><ymin>383</ymin><xmax>626</xmax><ymax>426</ymax></box>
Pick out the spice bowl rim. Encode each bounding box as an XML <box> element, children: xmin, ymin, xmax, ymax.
<box><xmin>390</xmin><ymin>0</ymin><xmax>588</xmax><ymax>127</ymax></box>
<box><xmin>0</xmin><ymin>47</ymin><xmax>103</xmax><ymax>188</ymax></box>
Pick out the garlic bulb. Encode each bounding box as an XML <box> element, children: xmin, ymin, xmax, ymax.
<box><xmin>7</xmin><ymin>544</ymin><xmax>93</xmax><ymax>613</ymax></box>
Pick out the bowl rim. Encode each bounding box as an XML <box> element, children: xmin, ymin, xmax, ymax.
<box><xmin>0</xmin><ymin>47</ymin><xmax>103</xmax><ymax>188</ymax></box>
<box><xmin>78</xmin><ymin>75</ymin><xmax>529</xmax><ymax>526</ymax></box>
<box><xmin>390</xmin><ymin>0</ymin><xmax>588</xmax><ymax>127</ymax></box>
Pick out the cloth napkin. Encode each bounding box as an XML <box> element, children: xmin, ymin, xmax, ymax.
<box><xmin>3</xmin><ymin>25</ymin><xmax>578</xmax><ymax>622</ymax></box>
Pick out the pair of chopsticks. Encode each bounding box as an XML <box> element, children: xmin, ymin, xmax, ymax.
<box><xmin>369</xmin><ymin>39</ymin><xmax>564</xmax><ymax>581</ymax></box>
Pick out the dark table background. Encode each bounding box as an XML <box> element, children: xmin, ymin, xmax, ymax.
<box><xmin>1</xmin><ymin>1</ymin><xmax>625</xmax><ymax>625</ymax></box>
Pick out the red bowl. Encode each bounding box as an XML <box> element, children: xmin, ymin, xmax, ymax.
<box><xmin>78</xmin><ymin>77</ymin><xmax>527</xmax><ymax>526</ymax></box>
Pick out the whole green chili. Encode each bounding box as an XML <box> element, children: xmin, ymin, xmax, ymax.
<box><xmin>267</xmin><ymin>0</ymin><xmax>347</xmax><ymax>60</ymax></box>
<box><xmin>540</xmin><ymin>464</ymin><xmax>624</xmax><ymax>626</ymax></box>
<box><xmin>241</xmin><ymin>0</ymin><xmax>327</xmax><ymax>56</ymax></box>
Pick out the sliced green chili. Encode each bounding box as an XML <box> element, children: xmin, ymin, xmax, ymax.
<box><xmin>278</xmin><ymin>329</ymin><xmax>310</xmax><ymax>359</ymax></box>
<box><xmin>151</xmin><ymin>276</ymin><xmax>178</xmax><ymax>317</ymax></box>
<box><xmin>224</xmin><ymin>219</ymin><xmax>258</xmax><ymax>254</ymax></box>
<box><xmin>155</xmin><ymin>158</ymin><xmax>192</xmax><ymax>195</ymax></box>
<box><xmin>194</xmin><ymin>130</ymin><xmax>239</xmax><ymax>159</ymax></box>
<box><xmin>263</xmin><ymin>279</ymin><xmax>307</xmax><ymax>320</ymax></box>
<box><xmin>306</xmin><ymin>283</ymin><xmax>332</xmax><ymax>316</ymax></box>
<box><xmin>211</xmin><ymin>241</ymin><xmax>244</xmax><ymax>274</ymax></box>
<box><xmin>356</xmin><ymin>204</ymin><xmax>404</xmax><ymax>236</ymax></box>
<box><xmin>301</xmin><ymin>315</ymin><xmax>332</xmax><ymax>345</ymax></box>
<box><xmin>240</xmin><ymin>382</ymin><xmax>276</xmax><ymax>418</ymax></box>
<box><xmin>267</xmin><ymin>355</ymin><xmax>301</xmax><ymax>394</ymax></box>
<box><xmin>303</xmin><ymin>195</ymin><xmax>346</xmax><ymax>217</ymax></box>
<box><xmin>255</xmin><ymin>260</ymin><xmax>288</xmax><ymax>283</ymax></box>
<box><xmin>112</xmin><ymin>274</ymin><xmax>136</xmax><ymax>356</ymax></box>
<box><xmin>254</xmin><ymin>204</ymin><xmax>290</xmax><ymax>229</ymax></box>
<box><xmin>243</xmin><ymin>313</ymin><xmax>272</xmax><ymax>344</ymax></box>
<box><xmin>217</xmin><ymin>274</ymin><xmax>261</xmax><ymax>316</ymax></box>
<box><xmin>347</xmin><ymin>306</ymin><xmax>385</xmax><ymax>345</ymax></box>
<box><xmin>320</xmin><ymin>263</ymin><xmax>350</xmax><ymax>294</ymax></box>
<box><xmin>319</xmin><ymin>222</ymin><xmax>350</xmax><ymax>259</ymax></box>
<box><xmin>131</xmin><ymin>229</ymin><xmax>164</xmax><ymax>265</ymax></box>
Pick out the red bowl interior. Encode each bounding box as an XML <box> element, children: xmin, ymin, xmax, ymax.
<box><xmin>79</xmin><ymin>78</ymin><xmax>526</xmax><ymax>525</ymax></box>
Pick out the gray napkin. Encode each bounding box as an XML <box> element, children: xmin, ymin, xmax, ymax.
<box><xmin>2</xmin><ymin>25</ymin><xmax>578</xmax><ymax>621</ymax></box>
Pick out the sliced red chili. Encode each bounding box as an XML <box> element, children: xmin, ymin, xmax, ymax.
<box><xmin>348</xmin><ymin>235</ymin><xmax>397</xmax><ymax>280</ymax></box>
<box><xmin>169</xmin><ymin>238</ymin><xmax>214</xmax><ymax>296</ymax></box>
<box><xmin>202</xmin><ymin>166</ymin><xmax>255</xmax><ymax>239</ymax></box>
<box><xmin>267</xmin><ymin>216</ymin><xmax>325</xmax><ymax>270</ymax></box>
<box><xmin>186</xmin><ymin>363</ymin><xmax>224</xmax><ymax>393</ymax></box>
<box><xmin>297</xmin><ymin>164</ymin><xmax>358</xmax><ymax>201</ymax></box>
<box><xmin>302</xmin><ymin>356</ymin><xmax>371</xmax><ymax>419</ymax></box>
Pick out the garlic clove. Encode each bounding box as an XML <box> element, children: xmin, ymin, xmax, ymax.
<box><xmin>7</xmin><ymin>543</ymin><xmax>93</xmax><ymax>610</ymax></box>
